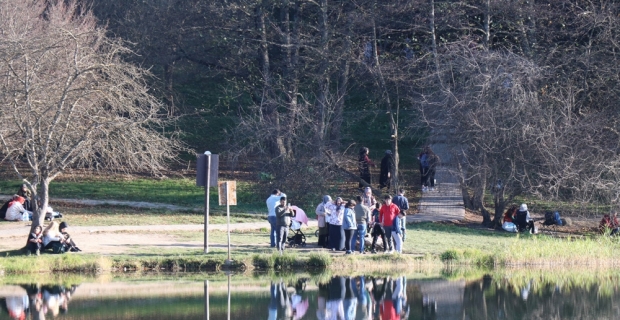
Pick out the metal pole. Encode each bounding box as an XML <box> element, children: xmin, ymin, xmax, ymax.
<box><xmin>204</xmin><ymin>280</ymin><xmax>209</xmax><ymax>320</ymax></box>
<box><xmin>204</xmin><ymin>155</ymin><xmax>211</xmax><ymax>253</ymax></box>
<box><xmin>227</xmin><ymin>182</ymin><xmax>231</xmax><ymax>261</ymax></box>
<box><xmin>227</xmin><ymin>274</ymin><xmax>231</xmax><ymax>320</ymax></box>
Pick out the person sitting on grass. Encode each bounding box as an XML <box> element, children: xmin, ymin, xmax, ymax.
<box><xmin>599</xmin><ymin>212</ymin><xmax>619</xmax><ymax>236</ymax></box>
<box><xmin>502</xmin><ymin>205</ymin><xmax>518</xmax><ymax>233</ymax></box>
<box><xmin>27</xmin><ymin>225</ymin><xmax>43</xmax><ymax>256</ymax></box>
<box><xmin>59</xmin><ymin>222</ymin><xmax>82</xmax><ymax>252</ymax></box>
<box><xmin>42</xmin><ymin>221</ymin><xmax>68</xmax><ymax>254</ymax></box>
<box><xmin>5</xmin><ymin>195</ymin><xmax>32</xmax><ymax>221</ymax></box>
<box><xmin>514</xmin><ymin>203</ymin><xmax>535</xmax><ymax>233</ymax></box>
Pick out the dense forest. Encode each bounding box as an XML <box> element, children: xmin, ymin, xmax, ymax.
<box><xmin>2</xmin><ymin>0</ymin><xmax>620</xmax><ymax>225</ymax></box>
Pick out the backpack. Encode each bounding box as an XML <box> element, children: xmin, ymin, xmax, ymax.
<box><xmin>51</xmin><ymin>242</ymin><xmax>67</xmax><ymax>254</ymax></box>
<box><xmin>544</xmin><ymin>211</ymin><xmax>555</xmax><ymax>225</ymax></box>
<box><xmin>544</xmin><ymin>211</ymin><xmax>563</xmax><ymax>226</ymax></box>
<box><xmin>420</xmin><ymin>154</ymin><xmax>429</xmax><ymax>168</ymax></box>
<box><xmin>0</xmin><ymin>201</ymin><xmax>9</xmax><ymax>219</ymax></box>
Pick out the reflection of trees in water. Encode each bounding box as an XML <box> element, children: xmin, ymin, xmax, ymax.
<box><xmin>463</xmin><ymin>277</ymin><xmax>618</xmax><ymax>319</ymax></box>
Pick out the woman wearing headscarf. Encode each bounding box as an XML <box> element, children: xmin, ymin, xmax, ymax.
<box><xmin>361</xmin><ymin>187</ymin><xmax>377</xmax><ymax>209</ymax></box>
<box><xmin>316</xmin><ymin>195</ymin><xmax>333</xmax><ymax>248</ymax></box>
<box><xmin>326</xmin><ymin>197</ymin><xmax>345</xmax><ymax>251</ymax></box>
<box><xmin>379</xmin><ymin>150</ymin><xmax>394</xmax><ymax>191</ymax></box>
<box><xmin>342</xmin><ymin>200</ymin><xmax>357</xmax><ymax>254</ymax></box>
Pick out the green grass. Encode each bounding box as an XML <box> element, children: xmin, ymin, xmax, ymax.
<box><xmin>0</xmin><ymin>177</ymin><xmax>266</xmax><ymax>214</ymax></box>
<box><xmin>53</xmin><ymin>206</ymin><xmax>266</xmax><ymax>226</ymax></box>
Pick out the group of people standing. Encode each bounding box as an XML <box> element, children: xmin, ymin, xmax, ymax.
<box><xmin>359</xmin><ymin>146</ymin><xmax>440</xmax><ymax>193</ymax></box>
<box><xmin>315</xmin><ymin>187</ymin><xmax>409</xmax><ymax>254</ymax></box>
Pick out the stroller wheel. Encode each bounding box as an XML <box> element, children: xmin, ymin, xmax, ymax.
<box><xmin>301</xmin><ymin>243</ymin><xmax>307</xmax><ymax>247</ymax></box>
<box><xmin>314</xmin><ymin>229</ymin><xmax>319</xmax><ymax>237</ymax></box>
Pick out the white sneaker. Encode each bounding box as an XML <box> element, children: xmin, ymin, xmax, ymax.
<box><xmin>430</xmin><ymin>187</ymin><xmax>435</xmax><ymax>191</ymax></box>
<box><xmin>388</xmin><ymin>250</ymin><xmax>395</xmax><ymax>254</ymax></box>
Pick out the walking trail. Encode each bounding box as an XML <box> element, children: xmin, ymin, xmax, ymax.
<box><xmin>409</xmin><ymin>137</ymin><xmax>465</xmax><ymax>223</ymax></box>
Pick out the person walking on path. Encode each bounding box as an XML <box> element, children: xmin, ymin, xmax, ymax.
<box><xmin>426</xmin><ymin>147</ymin><xmax>440</xmax><ymax>191</ymax></box>
<box><xmin>342</xmin><ymin>200</ymin><xmax>357</xmax><ymax>254</ymax></box>
<box><xmin>353</xmin><ymin>196</ymin><xmax>371</xmax><ymax>254</ymax></box>
<box><xmin>392</xmin><ymin>189</ymin><xmax>409</xmax><ymax>241</ymax></box>
<box><xmin>418</xmin><ymin>147</ymin><xmax>430</xmax><ymax>192</ymax></box>
<box><xmin>266</xmin><ymin>189</ymin><xmax>286</xmax><ymax>247</ymax></box>
<box><xmin>379</xmin><ymin>195</ymin><xmax>400</xmax><ymax>253</ymax></box>
<box><xmin>315</xmin><ymin>195</ymin><xmax>332</xmax><ymax>248</ymax></box>
<box><xmin>327</xmin><ymin>197</ymin><xmax>346</xmax><ymax>251</ymax></box>
<box><xmin>379</xmin><ymin>150</ymin><xmax>394</xmax><ymax>191</ymax></box>
<box><xmin>370</xmin><ymin>203</ymin><xmax>387</xmax><ymax>254</ymax></box>
<box><xmin>358</xmin><ymin>147</ymin><xmax>375</xmax><ymax>189</ymax></box>
<box><xmin>275</xmin><ymin>196</ymin><xmax>295</xmax><ymax>253</ymax></box>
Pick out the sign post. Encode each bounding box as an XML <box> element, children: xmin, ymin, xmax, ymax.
<box><xmin>196</xmin><ymin>152</ymin><xmax>218</xmax><ymax>254</ymax></box>
<box><xmin>204</xmin><ymin>280</ymin><xmax>210</xmax><ymax>320</ymax></box>
<box><xmin>218</xmin><ymin>181</ymin><xmax>237</xmax><ymax>262</ymax></box>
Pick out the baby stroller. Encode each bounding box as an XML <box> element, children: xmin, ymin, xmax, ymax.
<box><xmin>287</xmin><ymin>220</ymin><xmax>307</xmax><ymax>247</ymax></box>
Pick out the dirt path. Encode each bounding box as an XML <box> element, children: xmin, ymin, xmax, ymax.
<box><xmin>0</xmin><ymin>194</ymin><xmax>193</xmax><ymax>211</ymax></box>
<box><xmin>0</xmin><ymin>220</ymin><xmax>319</xmax><ymax>254</ymax></box>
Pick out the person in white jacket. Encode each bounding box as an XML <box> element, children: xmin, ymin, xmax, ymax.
<box><xmin>42</xmin><ymin>221</ymin><xmax>67</xmax><ymax>252</ymax></box>
<box><xmin>5</xmin><ymin>195</ymin><xmax>32</xmax><ymax>221</ymax></box>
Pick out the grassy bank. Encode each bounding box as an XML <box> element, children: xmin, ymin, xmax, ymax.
<box><xmin>1</xmin><ymin>222</ymin><xmax>618</xmax><ymax>274</ymax></box>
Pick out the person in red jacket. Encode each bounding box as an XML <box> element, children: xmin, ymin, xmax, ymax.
<box><xmin>379</xmin><ymin>195</ymin><xmax>400</xmax><ymax>254</ymax></box>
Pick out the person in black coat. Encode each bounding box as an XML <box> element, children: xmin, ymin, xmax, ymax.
<box><xmin>379</xmin><ymin>150</ymin><xmax>394</xmax><ymax>191</ymax></box>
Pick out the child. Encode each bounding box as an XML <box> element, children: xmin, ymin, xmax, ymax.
<box><xmin>370</xmin><ymin>203</ymin><xmax>387</xmax><ymax>253</ymax></box>
<box><xmin>59</xmin><ymin>222</ymin><xmax>82</xmax><ymax>252</ymax></box>
<box><xmin>27</xmin><ymin>225</ymin><xmax>43</xmax><ymax>256</ymax></box>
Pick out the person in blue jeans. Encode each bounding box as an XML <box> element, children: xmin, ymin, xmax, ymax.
<box><xmin>392</xmin><ymin>189</ymin><xmax>409</xmax><ymax>241</ymax></box>
<box><xmin>266</xmin><ymin>189</ymin><xmax>286</xmax><ymax>247</ymax></box>
<box><xmin>353</xmin><ymin>195</ymin><xmax>371</xmax><ymax>253</ymax></box>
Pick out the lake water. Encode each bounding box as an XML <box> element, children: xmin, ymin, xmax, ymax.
<box><xmin>1</xmin><ymin>273</ymin><xmax>618</xmax><ymax>319</ymax></box>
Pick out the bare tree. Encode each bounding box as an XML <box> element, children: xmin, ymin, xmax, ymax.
<box><xmin>0</xmin><ymin>0</ymin><xmax>180</xmax><ymax>230</ymax></box>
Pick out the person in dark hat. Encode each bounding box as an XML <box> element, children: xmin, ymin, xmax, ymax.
<box><xmin>59</xmin><ymin>222</ymin><xmax>81</xmax><ymax>252</ymax></box>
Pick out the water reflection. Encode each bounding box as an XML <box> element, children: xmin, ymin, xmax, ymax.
<box><xmin>1</xmin><ymin>284</ymin><xmax>77</xmax><ymax>319</ymax></box>
<box><xmin>2</xmin><ymin>274</ymin><xmax>620</xmax><ymax>319</ymax></box>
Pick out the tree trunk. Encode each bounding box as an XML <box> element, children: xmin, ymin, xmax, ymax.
<box><xmin>255</xmin><ymin>1</ymin><xmax>284</xmax><ymax>158</ymax></box>
<box><xmin>492</xmin><ymin>183</ymin><xmax>506</xmax><ymax>229</ymax></box>
<box><xmin>474</xmin><ymin>178</ymin><xmax>492</xmax><ymax>226</ymax></box>
<box><xmin>316</xmin><ymin>0</ymin><xmax>329</xmax><ymax>145</ymax></box>
<box><xmin>483</xmin><ymin>0</ymin><xmax>490</xmax><ymax>50</ymax></box>
<box><xmin>30</xmin><ymin>179</ymin><xmax>49</xmax><ymax>233</ymax></box>
<box><xmin>429</xmin><ymin>0</ymin><xmax>441</xmax><ymax>79</ymax></box>
<box><xmin>164</xmin><ymin>62</ymin><xmax>175</xmax><ymax>116</ymax></box>
<box><xmin>329</xmin><ymin>9</ymin><xmax>350</xmax><ymax>146</ymax></box>
<box><xmin>371</xmin><ymin>6</ymin><xmax>399</xmax><ymax>190</ymax></box>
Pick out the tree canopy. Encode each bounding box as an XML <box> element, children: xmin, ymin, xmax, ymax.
<box><xmin>0</xmin><ymin>0</ymin><xmax>180</xmax><ymax>227</ymax></box>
